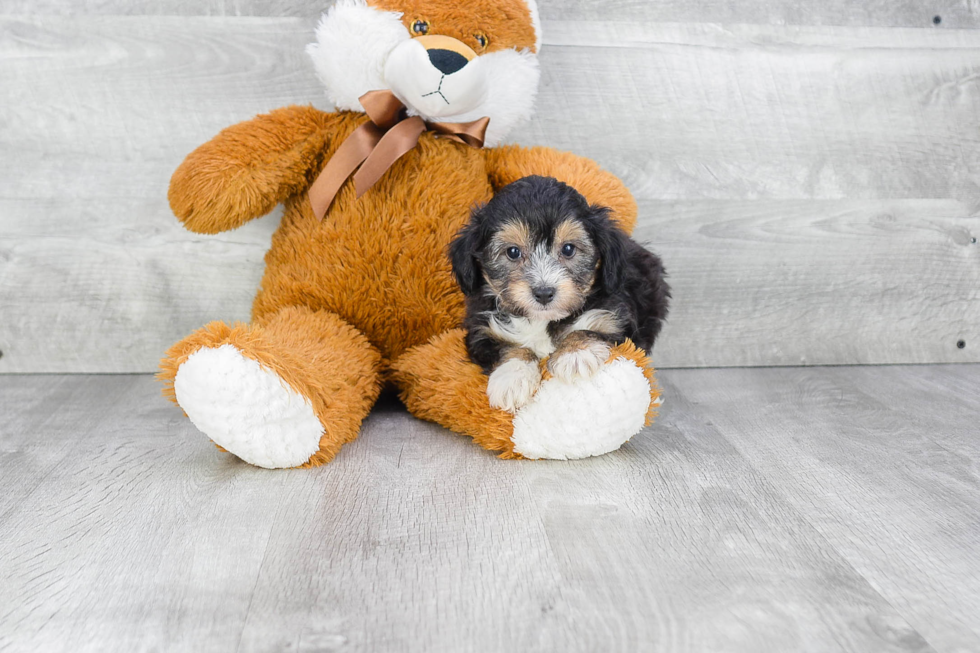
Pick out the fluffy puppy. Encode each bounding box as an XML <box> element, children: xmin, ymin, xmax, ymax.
<box><xmin>450</xmin><ymin>175</ymin><xmax>670</xmax><ymax>412</ymax></box>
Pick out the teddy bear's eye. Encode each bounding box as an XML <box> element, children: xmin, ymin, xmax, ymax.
<box><xmin>474</xmin><ymin>33</ymin><xmax>489</xmax><ymax>49</ymax></box>
<box><xmin>412</xmin><ymin>20</ymin><xmax>430</xmax><ymax>35</ymax></box>
<box><xmin>506</xmin><ymin>246</ymin><xmax>522</xmax><ymax>261</ymax></box>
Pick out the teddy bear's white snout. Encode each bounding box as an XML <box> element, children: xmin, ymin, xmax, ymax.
<box><xmin>385</xmin><ymin>38</ymin><xmax>488</xmax><ymax>119</ymax></box>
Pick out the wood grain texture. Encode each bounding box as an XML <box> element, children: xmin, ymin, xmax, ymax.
<box><xmin>1</xmin><ymin>15</ymin><xmax>979</xmax><ymax>371</ymax></box>
<box><xmin>0</xmin><ymin>199</ymin><xmax>276</xmax><ymax>373</ymax></box>
<box><xmin>4</xmin><ymin>18</ymin><xmax>980</xmax><ymax>201</ymax></box>
<box><xmin>3</xmin><ymin>197</ymin><xmax>975</xmax><ymax>371</ymax></box>
<box><xmin>640</xmin><ymin>199</ymin><xmax>980</xmax><ymax>368</ymax></box>
<box><xmin>835</xmin><ymin>365</ymin><xmax>980</xmax><ymax>460</ymax></box>
<box><xmin>0</xmin><ymin>375</ymin><xmax>114</xmax><ymax>521</ymax></box>
<box><xmin>1</xmin><ymin>0</ymin><xmax>977</xmax><ymax>30</ymax></box>
<box><xmin>7</xmin><ymin>368</ymin><xmax>980</xmax><ymax>652</ymax></box>
<box><xmin>667</xmin><ymin>365</ymin><xmax>980</xmax><ymax>653</ymax></box>
<box><xmin>530</xmin><ymin>22</ymin><xmax>980</xmax><ymax>204</ymax></box>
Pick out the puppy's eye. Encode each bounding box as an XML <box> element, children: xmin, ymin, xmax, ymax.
<box><xmin>561</xmin><ymin>243</ymin><xmax>577</xmax><ymax>258</ymax></box>
<box><xmin>475</xmin><ymin>33</ymin><xmax>489</xmax><ymax>49</ymax></box>
<box><xmin>505</xmin><ymin>246</ymin><xmax>522</xmax><ymax>261</ymax></box>
<box><xmin>412</xmin><ymin>19</ymin><xmax>430</xmax><ymax>35</ymax></box>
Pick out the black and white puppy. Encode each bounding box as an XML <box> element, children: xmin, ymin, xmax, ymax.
<box><xmin>450</xmin><ymin>175</ymin><xmax>670</xmax><ymax>412</ymax></box>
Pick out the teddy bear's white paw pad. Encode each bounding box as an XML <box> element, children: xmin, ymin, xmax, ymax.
<box><xmin>511</xmin><ymin>357</ymin><xmax>651</xmax><ymax>460</ymax></box>
<box><xmin>487</xmin><ymin>358</ymin><xmax>542</xmax><ymax>413</ymax></box>
<box><xmin>174</xmin><ymin>344</ymin><xmax>323</xmax><ymax>469</ymax></box>
<box><xmin>548</xmin><ymin>340</ymin><xmax>611</xmax><ymax>382</ymax></box>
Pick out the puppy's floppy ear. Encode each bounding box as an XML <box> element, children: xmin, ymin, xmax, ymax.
<box><xmin>449</xmin><ymin>206</ymin><xmax>487</xmax><ymax>296</ymax></box>
<box><xmin>587</xmin><ymin>204</ymin><xmax>630</xmax><ymax>291</ymax></box>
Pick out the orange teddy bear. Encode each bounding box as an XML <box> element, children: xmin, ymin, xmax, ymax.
<box><xmin>159</xmin><ymin>0</ymin><xmax>661</xmax><ymax>469</ymax></box>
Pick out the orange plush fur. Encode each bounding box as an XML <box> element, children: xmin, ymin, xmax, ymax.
<box><xmin>160</xmin><ymin>0</ymin><xmax>655</xmax><ymax>467</ymax></box>
<box><xmin>392</xmin><ymin>332</ymin><xmax>661</xmax><ymax>458</ymax></box>
<box><xmin>372</xmin><ymin>0</ymin><xmax>538</xmax><ymax>54</ymax></box>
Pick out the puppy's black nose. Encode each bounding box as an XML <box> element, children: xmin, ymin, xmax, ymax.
<box><xmin>532</xmin><ymin>286</ymin><xmax>556</xmax><ymax>305</ymax></box>
<box><xmin>428</xmin><ymin>49</ymin><xmax>468</xmax><ymax>75</ymax></box>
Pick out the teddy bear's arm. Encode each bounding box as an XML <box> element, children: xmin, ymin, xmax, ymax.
<box><xmin>168</xmin><ymin>105</ymin><xmax>343</xmax><ymax>234</ymax></box>
<box><xmin>484</xmin><ymin>145</ymin><xmax>639</xmax><ymax>234</ymax></box>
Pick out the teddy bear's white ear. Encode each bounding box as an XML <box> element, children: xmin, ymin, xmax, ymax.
<box><xmin>523</xmin><ymin>0</ymin><xmax>542</xmax><ymax>52</ymax></box>
<box><xmin>306</xmin><ymin>0</ymin><xmax>409</xmax><ymax>111</ymax></box>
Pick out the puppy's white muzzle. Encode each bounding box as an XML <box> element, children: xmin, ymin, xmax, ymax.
<box><xmin>385</xmin><ymin>37</ymin><xmax>488</xmax><ymax>119</ymax></box>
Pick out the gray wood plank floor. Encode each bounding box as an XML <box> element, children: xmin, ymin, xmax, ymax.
<box><xmin>1</xmin><ymin>365</ymin><xmax>978</xmax><ymax>652</ymax></box>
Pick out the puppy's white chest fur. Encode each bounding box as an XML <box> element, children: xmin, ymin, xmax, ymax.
<box><xmin>487</xmin><ymin>315</ymin><xmax>556</xmax><ymax>358</ymax></box>
<box><xmin>486</xmin><ymin>309</ymin><xmax>621</xmax><ymax>359</ymax></box>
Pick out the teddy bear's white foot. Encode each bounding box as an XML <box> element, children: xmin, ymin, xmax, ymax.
<box><xmin>173</xmin><ymin>344</ymin><xmax>324</xmax><ymax>469</ymax></box>
<box><xmin>510</xmin><ymin>356</ymin><xmax>654</xmax><ymax>460</ymax></box>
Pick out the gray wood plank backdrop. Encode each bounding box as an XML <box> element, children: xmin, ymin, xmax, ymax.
<box><xmin>0</xmin><ymin>2</ymin><xmax>978</xmax><ymax>372</ymax></box>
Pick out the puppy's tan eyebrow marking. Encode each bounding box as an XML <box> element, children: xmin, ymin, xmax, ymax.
<box><xmin>554</xmin><ymin>219</ymin><xmax>588</xmax><ymax>249</ymax></box>
<box><xmin>494</xmin><ymin>220</ymin><xmax>531</xmax><ymax>251</ymax></box>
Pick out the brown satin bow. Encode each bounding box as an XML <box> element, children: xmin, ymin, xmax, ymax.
<box><xmin>308</xmin><ymin>90</ymin><xmax>490</xmax><ymax>220</ymax></box>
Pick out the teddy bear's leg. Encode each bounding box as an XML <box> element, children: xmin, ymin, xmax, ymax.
<box><xmin>390</xmin><ymin>330</ymin><xmax>661</xmax><ymax>460</ymax></box>
<box><xmin>159</xmin><ymin>306</ymin><xmax>382</xmax><ymax>469</ymax></box>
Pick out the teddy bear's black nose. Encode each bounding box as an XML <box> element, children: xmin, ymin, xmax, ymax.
<box><xmin>427</xmin><ymin>49</ymin><xmax>469</xmax><ymax>75</ymax></box>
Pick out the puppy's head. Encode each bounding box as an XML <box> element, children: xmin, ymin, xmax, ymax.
<box><xmin>307</xmin><ymin>0</ymin><xmax>541</xmax><ymax>146</ymax></box>
<box><xmin>451</xmin><ymin>176</ymin><xmax>629</xmax><ymax>321</ymax></box>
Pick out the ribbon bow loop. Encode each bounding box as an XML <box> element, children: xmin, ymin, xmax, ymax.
<box><xmin>360</xmin><ymin>89</ymin><xmax>405</xmax><ymax>129</ymax></box>
<box><xmin>308</xmin><ymin>90</ymin><xmax>490</xmax><ymax>220</ymax></box>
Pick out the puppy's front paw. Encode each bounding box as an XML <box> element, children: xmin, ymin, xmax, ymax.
<box><xmin>548</xmin><ymin>337</ymin><xmax>611</xmax><ymax>383</ymax></box>
<box><xmin>487</xmin><ymin>358</ymin><xmax>542</xmax><ymax>413</ymax></box>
